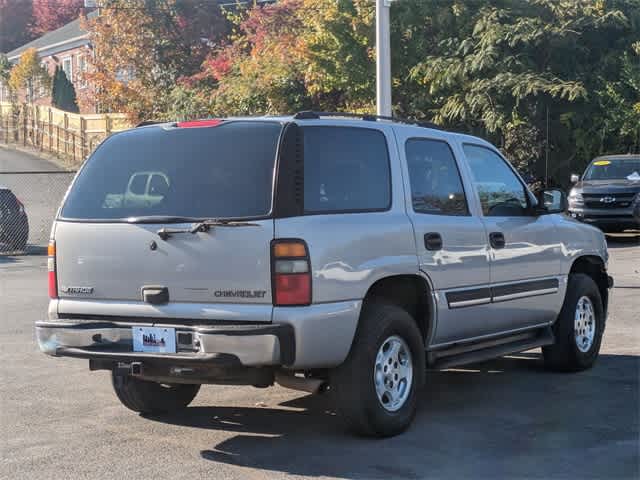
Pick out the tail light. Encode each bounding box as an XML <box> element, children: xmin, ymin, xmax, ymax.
<box><xmin>16</xmin><ymin>197</ymin><xmax>25</xmax><ymax>214</ymax></box>
<box><xmin>48</xmin><ymin>240</ymin><xmax>57</xmax><ymax>299</ymax></box>
<box><xmin>272</xmin><ymin>239</ymin><xmax>311</xmax><ymax>306</ymax></box>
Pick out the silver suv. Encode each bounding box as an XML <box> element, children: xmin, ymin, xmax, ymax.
<box><xmin>36</xmin><ymin>113</ymin><xmax>612</xmax><ymax>437</ymax></box>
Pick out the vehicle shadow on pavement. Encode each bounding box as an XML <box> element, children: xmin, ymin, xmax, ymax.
<box><xmin>155</xmin><ymin>353</ymin><xmax>639</xmax><ymax>479</ymax></box>
<box><xmin>606</xmin><ymin>233</ymin><xmax>640</xmax><ymax>248</ymax></box>
<box><xmin>0</xmin><ymin>255</ymin><xmax>19</xmax><ymax>264</ymax></box>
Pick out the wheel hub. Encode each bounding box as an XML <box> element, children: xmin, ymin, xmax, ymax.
<box><xmin>374</xmin><ymin>335</ymin><xmax>413</xmax><ymax>412</ymax></box>
<box><xmin>574</xmin><ymin>295</ymin><xmax>596</xmax><ymax>353</ymax></box>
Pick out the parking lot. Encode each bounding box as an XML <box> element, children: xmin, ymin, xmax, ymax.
<box><xmin>0</xmin><ymin>233</ymin><xmax>638</xmax><ymax>479</ymax></box>
<box><xmin>1</xmin><ymin>147</ymin><xmax>639</xmax><ymax>479</ymax></box>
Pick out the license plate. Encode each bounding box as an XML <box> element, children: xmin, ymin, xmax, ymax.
<box><xmin>132</xmin><ymin>326</ymin><xmax>176</xmax><ymax>353</ymax></box>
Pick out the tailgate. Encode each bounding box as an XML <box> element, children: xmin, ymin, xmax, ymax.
<box><xmin>54</xmin><ymin>220</ymin><xmax>274</xmax><ymax>307</ymax></box>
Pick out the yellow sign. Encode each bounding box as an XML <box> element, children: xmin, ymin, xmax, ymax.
<box><xmin>593</xmin><ymin>160</ymin><xmax>611</xmax><ymax>166</ymax></box>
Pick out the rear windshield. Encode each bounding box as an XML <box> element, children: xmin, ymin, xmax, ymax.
<box><xmin>61</xmin><ymin>121</ymin><xmax>282</xmax><ymax>220</ymax></box>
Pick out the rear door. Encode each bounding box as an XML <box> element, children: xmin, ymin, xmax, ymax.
<box><xmin>54</xmin><ymin>121</ymin><xmax>282</xmax><ymax>322</ymax></box>
<box><xmin>397</xmin><ymin>131</ymin><xmax>492</xmax><ymax>345</ymax></box>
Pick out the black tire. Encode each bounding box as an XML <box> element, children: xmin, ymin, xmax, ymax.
<box><xmin>330</xmin><ymin>302</ymin><xmax>425</xmax><ymax>437</ymax></box>
<box><xmin>543</xmin><ymin>273</ymin><xmax>605</xmax><ymax>372</ymax></box>
<box><xmin>111</xmin><ymin>372</ymin><xmax>200</xmax><ymax>414</ymax></box>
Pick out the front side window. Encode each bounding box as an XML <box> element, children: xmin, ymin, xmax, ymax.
<box><xmin>405</xmin><ymin>138</ymin><xmax>468</xmax><ymax>216</ymax></box>
<box><xmin>303</xmin><ymin>127</ymin><xmax>391</xmax><ymax>213</ymax></box>
<box><xmin>463</xmin><ymin>144</ymin><xmax>529</xmax><ymax>217</ymax></box>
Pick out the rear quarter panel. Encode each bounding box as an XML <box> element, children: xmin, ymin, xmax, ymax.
<box><xmin>275</xmin><ymin>211</ymin><xmax>418</xmax><ymax>303</ymax></box>
<box><xmin>274</xmin><ymin>121</ymin><xmax>419</xmax><ymax>304</ymax></box>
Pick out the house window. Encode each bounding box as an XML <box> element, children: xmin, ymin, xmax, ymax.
<box><xmin>38</xmin><ymin>62</ymin><xmax>47</xmax><ymax>97</ymax></box>
<box><xmin>62</xmin><ymin>57</ymin><xmax>73</xmax><ymax>81</ymax></box>
<box><xmin>115</xmin><ymin>66</ymin><xmax>135</xmax><ymax>84</ymax></box>
<box><xmin>77</xmin><ymin>55</ymin><xmax>87</xmax><ymax>88</ymax></box>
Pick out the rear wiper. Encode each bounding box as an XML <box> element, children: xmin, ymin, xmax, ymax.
<box><xmin>156</xmin><ymin>218</ymin><xmax>259</xmax><ymax>241</ymax></box>
<box><xmin>127</xmin><ymin>215</ymin><xmax>198</xmax><ymax>224</ymax></box>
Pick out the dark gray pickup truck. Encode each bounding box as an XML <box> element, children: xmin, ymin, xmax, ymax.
<box><xmin>568</xmin><ymin>155</ymin><xmax>640</xmax><ymax>233</ymax></box>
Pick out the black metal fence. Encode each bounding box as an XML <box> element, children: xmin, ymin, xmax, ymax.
<box><xmin>0</xmin><ymin>171</ymin><xmax>76</xmax><ymax>255</ymax></box>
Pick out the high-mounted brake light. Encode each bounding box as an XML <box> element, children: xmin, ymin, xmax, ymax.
<box><xmin>48</xmin><ymin>240</ymin><xmax>57</xmax><ymax>299</ymax></box>
<box><xmin>272</xmin><ymin>240</ymin><xmax>311</xmax><ymax>306</ymax></box>
<box><xmin>176</xmin><ymin>119</ymin><xmax>223</xmax><ymax>128</ymax></box>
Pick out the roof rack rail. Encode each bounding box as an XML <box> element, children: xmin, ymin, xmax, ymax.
<box><xmin>292</xmin><ymin>111</ymin><xmax>442</xmax><ymax>130</ymax></box>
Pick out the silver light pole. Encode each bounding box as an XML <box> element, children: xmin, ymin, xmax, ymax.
<box><xmin>376</xmin><ymin>0</ymin><xmax>392</xmax><ymax>116</ymax></box>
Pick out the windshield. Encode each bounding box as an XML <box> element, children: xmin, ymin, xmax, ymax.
<box><xmin>61</xmin><ymin>121</ymin><xmax>282</xmax><ymax>221</ymax></box>
<box><xmin>583</xmin><ymin>158</ymin><xmax>640</xmax><ymax>181</ymax></box>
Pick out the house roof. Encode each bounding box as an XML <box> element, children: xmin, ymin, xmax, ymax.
<box><xmin>6</xmin><ymin>10</ymin><xmax>99</xmax><ymax>61</ymax></box>
<box><xmin>5</xmin><ymin>1</ymin><xmax>276</xmax><ymax>60</ymax></box>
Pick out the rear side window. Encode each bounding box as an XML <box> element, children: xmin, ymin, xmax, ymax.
<box><xmin>405</xmin><ymin>138</ymin><xmax>468</xmax><ymax>216</ymax></box>
<box><xmin>61</xmin><ymin>121</ymin><xmax>282</xmax><ymax>220</ymax></box>
<box><xmin>303</xmin><ymin>127</ymin><xmax>391</xmax><ymax>213</ymax></box>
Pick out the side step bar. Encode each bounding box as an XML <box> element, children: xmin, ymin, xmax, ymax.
<box><xmin>429</xmin><ymin>327</ymin><xmax>555</xmax><ymax>370</ymax></box>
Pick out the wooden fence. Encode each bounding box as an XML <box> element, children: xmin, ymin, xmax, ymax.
<box><xmin>0</xmin><ymin>103</ymin><xmax>132</xmax><ymax>167</ymax></box>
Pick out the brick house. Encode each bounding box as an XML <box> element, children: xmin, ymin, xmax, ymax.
<box><xmin>2</xmin><ymin>11</ymin><xmax>98</xmax><ymax>113</ymax></box>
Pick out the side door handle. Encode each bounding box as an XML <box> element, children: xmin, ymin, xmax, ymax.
<box><xmin>489</xmin><ymin>232</ymin><xmax>505</xmax><ymax>249</ymax></box>
<box><xmin>424</xmin><ymin>232</ymin><xmax>443</xmax><ymax>251</ymax></box>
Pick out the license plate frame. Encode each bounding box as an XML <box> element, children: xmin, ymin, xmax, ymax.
<box><xmin>132</xmin><ymin>326</ymin><xmax>177</xmax><ymax>354</ymax></box>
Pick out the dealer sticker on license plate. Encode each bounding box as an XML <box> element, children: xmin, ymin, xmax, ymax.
<box><xmin>132</xmin><ymin>326</ymin><xmax>177</xmax><ymax>354</ymax></box>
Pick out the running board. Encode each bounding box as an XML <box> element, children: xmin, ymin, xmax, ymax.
<box><xmin>429</xmin><ymin>327</ymin><xmax>555</xmax><ymax>370</ymax></box>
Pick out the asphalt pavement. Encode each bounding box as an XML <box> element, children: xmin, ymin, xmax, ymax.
<box><xmin>1</xmin><ymin>236</ymin><xmax>638</xmax><ymax>480</ymax></box>
<box><xmin>0</xmin><ymin>145</ymin><xmax>61</xmax><ymax>172</ymax></box>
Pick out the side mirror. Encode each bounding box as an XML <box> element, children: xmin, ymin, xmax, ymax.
<box><xmin>536</xmin><ymin>188</ymin><xmax>567</xmax><ymax>214</ymax></box>
<box><xmin>570</xmin><ymin>173</ymin><xmax>580</xmax><ymax>184</ymax></box>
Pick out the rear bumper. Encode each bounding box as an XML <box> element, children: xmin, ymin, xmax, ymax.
<box><xmin>37</xmin><ymin>299</ymin><xmax>362</xmax><ymax>369</ymax></box>
<box><xmin>35</xmin><ymin>321</ymin><xmax>294</xmax><ymax>367</ymax></box>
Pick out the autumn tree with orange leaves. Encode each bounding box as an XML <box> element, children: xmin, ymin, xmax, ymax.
<box><xmin>83</xmin><ymin>0</ymin><xmax>226</xmax><ymax>121</ymax></box>
<box><xmin>184</xmin><ymin>0</ymin><xmax>375</xmax><ymax>117</ymax></box>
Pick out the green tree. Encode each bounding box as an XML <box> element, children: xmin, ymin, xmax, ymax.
<box><xmin>51</xmin><ymin>65</ymin><xmax>79</xmax><ymax>113</ymax></box>
<box><xmin>51</xmin><ymin>65</ymin><xmax>61</xmax><ymax>107</ymax></box>
<box><xmin>0</xmin><ymin>54</ymin><xmax>11</xmax><ymax>84</ymax></box>
<box><xmin>409</xmin><ymin>0</ymin><xmax>638</xmax><ymax>180</ymax></box>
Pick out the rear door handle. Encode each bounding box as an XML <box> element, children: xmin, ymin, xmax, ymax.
<box><xmin>142</xmin><ymin>286</ymin><xmax>169</xmax><ymax>305</ymax></box>
<box><xmin>489</xmin><ymin>232</ymin><xmax>505</xmax><ymax>249</ymax></box>
<box><xmin>424</xmin><ymin>232</ymin><xmax>443</xmax><ymax>251</ymax></box>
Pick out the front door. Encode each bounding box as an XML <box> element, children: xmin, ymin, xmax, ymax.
<box><xmin>400</xmin><ymin>135</ymin><xmax>492</xmax><ymax>345</ymax></box>
<box><xmin>461</xmin><ymin>143</ymin><xmax>564</xmax><ymax>334</ymax></box>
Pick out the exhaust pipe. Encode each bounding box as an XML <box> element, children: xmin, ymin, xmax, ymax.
<box><xmin>275</xmin><ymin>372</ymin><xmax>326</xmax><ymax>394</ymax></box>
